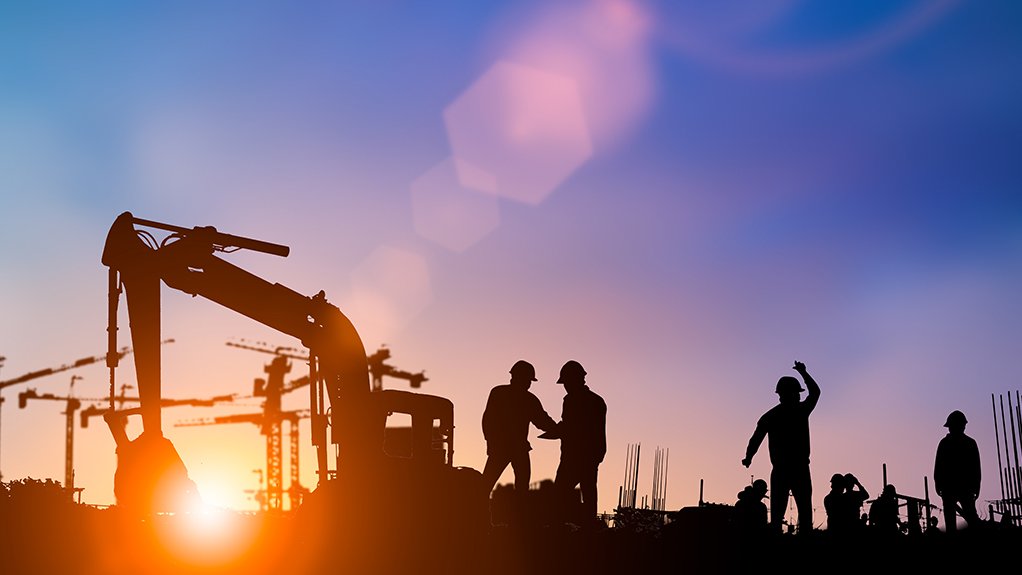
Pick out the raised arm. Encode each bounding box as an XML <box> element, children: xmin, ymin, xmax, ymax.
<box><xmin>794</xmin><ymin>361</ymin><xmax>820</xmax><ymax>412</ymax></box>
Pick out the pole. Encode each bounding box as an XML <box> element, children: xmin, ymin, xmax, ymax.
<box><xmin>629</xmin><ymin>445</ymin><xmax>637</xmax><ymax>508</ymax></box>
<box><xmin>106</xmin><ymin>269</ymin><xmax>121</xmax><ymax>409</ymax></box>
<box><xmin>1009</xmin><ymin>394</ymin><xmax>1021</xmax><ymax>526</ymax></box>
<box><xmin>1014</xmin><ymin>392</ymin><xmax>1022</xmax><ymax>524</ymax></box>
<box><xmin>1001</xmin><ymin>395</ymin><xmax>1015</xmax><ymax>523</ymax></box>
<box><xmin>652</xmin><ymin>448</ymin><xmax>659</xmax><ymax>512</ymax></box>
<box><xmin>993</xmin><ymin>394</ymin><xmax>1006</xmax><ymax>519</ymax></box>
<box><xmin>664</xmin><ymin>448</ymin><xmax>669</xmax><ymax>512</ymax></box>
<box><xmin>924</xmin><ymin>476</ymin><xmax>931</xmax><ymax>530</ymax></box>
<box><xmin>621</xmin><ymin>445</ymin><xmax>629</xmax><ymax>508</ymax></box>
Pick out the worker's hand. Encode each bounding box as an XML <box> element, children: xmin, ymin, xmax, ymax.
<box><xmin>741</xmin><ymin>457</ymin><xmax>752</xmax><ymax>468</ymax></box>
<box><xmin>793</xmin><ymin>361</ymin><xmax>807</xmax><ymax>373</ymax></box>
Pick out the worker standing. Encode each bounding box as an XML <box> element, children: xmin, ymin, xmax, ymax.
<box><xmin>480</xmin><ymin>360</ymin><xmax>558</xmax><ymax>499</ymax></box>
<box><xmin>742</xmin><ymin>360</ymin><xmax>821</xmax><ymax>534</ymax></box>
<box><xmin>934</xmin><ymin>410</ymin><xmax>982</xmax><ymax>533</ymax></box>
<box><xmin>545</xmin><ymin>360</ymin><xmax>607</xmax><ymax>527</ymax></box>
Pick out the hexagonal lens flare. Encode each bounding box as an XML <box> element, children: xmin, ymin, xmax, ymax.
<box><xmin>443</xmin><ymin>60</ymin><xmax>593</xmax><ymax>205</ymax></box>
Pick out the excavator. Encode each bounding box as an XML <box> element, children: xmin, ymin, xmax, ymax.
<box><xmin>101</xmin><ymin>212</ymin><xmax>486</xmax><ymax>572</ymax></box>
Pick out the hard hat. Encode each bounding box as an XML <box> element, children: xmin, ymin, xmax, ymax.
<box><xmin>944</xmin><ymin>410</ymin><xmax>968</xmax><ymax>427</ymax></box>
<box><xmin>509</xmin><ymin>360</ymin><xmax>537</xmax><ymax>381</ymax></box>
<box><xmin>774</xmin><ymin>376</ymin><xmax>804</xmax><ymax>394</ymax></box>
<box><xmin>831</xmin><ymin>473</ymin><xmax>845</xmax><ymax>484</ymax></box>
<box><xmin>752</xmin><ymin>479</ymin><xmax>768</xmax><ymax>496</ymax></box>
<box><xmin>556</xmin><ymin>360</ymin><xmax>587</xmax><ymax>384</ymax></box>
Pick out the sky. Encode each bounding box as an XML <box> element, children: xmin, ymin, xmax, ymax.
<box><xmin>2</xmin><ymin>0</ymin><xmax>1022</xmax><ymax>530</ymax></box>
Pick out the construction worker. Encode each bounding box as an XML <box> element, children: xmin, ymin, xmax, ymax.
<box><xmin>868</xmin><ymin>483</ymin><xmax>903</xmax><ymax>534</ymax></box>
<box><xmin>544</xmin><ymin>360</ymin><xmax>607</xmax><ymax>526</ymax></box>
<box><xmin>934</xmin><ymin>409</ymin><xmax>982</xmax><ymax>533</ymax></box>
<box><xmin>742</xmin><ymin>360</ymin><xmax>821</xmax><ymax>534</ymax></box>
<box><xmin>825</xmin><ymin>472</ymin><xmax>869</xmax><ymax>536</ymax></box>
<box><xmin>733</xmin><ymin>479</ymin><xmax>769</xmax><ymax>537</ymax></box>
<box><xmin>481</xmin><ymin>360</ymin><xmax>558</xmax><ymax>499</ymax></box>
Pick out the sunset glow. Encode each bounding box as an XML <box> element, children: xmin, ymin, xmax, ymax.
<box><xmin>2</xmin><ymin>2</ymin><xmax>1022</xmax><ymax>573</ymax></box>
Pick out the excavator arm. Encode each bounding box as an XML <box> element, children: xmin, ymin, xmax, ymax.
<box><xmin>102</xmin><ymin>212</ymin><xmax>377</xmax><ymax>511</ymax></box>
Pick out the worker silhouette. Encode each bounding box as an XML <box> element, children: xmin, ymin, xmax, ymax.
<box><xmin>824</xmin><ymin>473</ymin><xmax>847</xmax><ymax>533</ymax></box>
<box><xmin>742</xmin><ymin>360</ymin><xmax>821</xmax><ymax>534</ymax></box>
<box><xmin>868</xmin><ymin>483</ymin><xmax>902</xmax><ymax>535</ymax></box>
<box><xmin>481</xmin><ymin>360</ymin><xmax>558</xmax><ymax>504</ymax></box>
<box><xmin>733</xmin><ymin>479</ymin><xmax>769</xmax><ymax>538</ymax></box>
<box><xmin>934</xmin><ymin>410</ymin><xmax>982</xmax><ymax>533</ymax></box>
<box><xmin>825</xmin><ymin>473</ymin><xmax>869</xmax><ymax>536</ymax></box>
<box><xmin>542</xmin><ymin>360</ymin><xmax>607</xmax><ymax>527</ymax></box>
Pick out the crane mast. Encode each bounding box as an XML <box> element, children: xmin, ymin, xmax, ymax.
<box><xmin>176</xmin><ymin>410</ymin><xmax>309</xmax><ymax>512</ymax></box>
<box><xmin>17</xmin><ymin>376</ymin><xmax>83</xmax><ymax>491</ymax></box>
<box><xmin>0</xmin><ymin>343</ymin><xmax>156</xmax><ymax>481</ymax></box>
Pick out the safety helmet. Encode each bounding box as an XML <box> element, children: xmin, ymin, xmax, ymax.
<box><xmin>775</xmin><ymin>376</ymin><xmax>804</xmax><ymax>394</ymax></box>
<box><xmin>944</xmin><ymin>410</ymin><xmax>967</xmax><ymax>428</ymax></box>
<box><xmin>509</xmin><ymin>360</ymin><xmax>537</xmax><ymax>381</ymax></box>
<box><xmin>752</xmin><ymin>479</ymin><xmax>768</xmax><ymax>496</ymax></box>
<box><xmin>556</xmin><ymin>360</ymin><xmax>587</xmax><ymax>384</ymax></box>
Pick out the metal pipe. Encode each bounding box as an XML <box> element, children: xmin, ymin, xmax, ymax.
<box><xmin>629</xmin><ymin>445</ymin><xmax>637</xmax><ymax>508</ymax></box>
<box><xmin>993</xmin><ymin>394</ymin><xmax>1006</xmax><ymax>518</ymax></box>
<box><xmin>1014</xmin><ymin>392</ymin><xmax>1022</xmax><ymax>524</ymax></box>
<box><xmin>654</xmin><ymin>449</ymin><xmax>662</xmax><ymax>512</ymax></box>
<box><xmin>924</xmin><ymin>476</ymin><xmax>931</xmax><ymax>530</ymax></box>
<box><xmin>106</xmin><ymin>269</ymin><xmax>121</xmax><ymax>410</ymax></box>
<box><xmin>664</xmin><ymin>448</ymin><xmax>669</xmax><ymax>511</ymax></box>
<box><xmin>621</xmin><ymin>444</ymin><xmax>632</xmax><ymax>508</ymax></box>
<box><xmin>1001</xmin><ymin>395</ymin><xmax>1015</xmax><ymax>523</ymax></box>
<box><xmin>1009</xmin><ymin>396</ymin><xmax>1017</xmax><ymax>526</ymax></box>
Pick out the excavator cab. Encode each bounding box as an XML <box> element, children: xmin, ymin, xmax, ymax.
<box><xmin>377</xmin><ymin>390</ymin><xmax>454</xmax><ymax>465</ymax></box>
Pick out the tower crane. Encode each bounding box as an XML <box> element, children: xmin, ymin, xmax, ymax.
<box><xmin>175</xmin><ymin>409</ymin><xmax>310</xmax><ymax>512</ymax></box>
<box><xmin>17</xmin><ymin>376</ymin><xmax>84</xmax><ymax>491</ymax></box>
<box><xmin>217</xmin><ymin>341</ymin><xmax>428</xmax><ymax>511</ymax></box>
<box><xmin>0</xmin><ymin>340</ymin><xmax>171</xmax><ymax>481</ymax></box>
<box><xmin>18</xmin><ymin>385</ymin><xmax>235</xmax><ymax>493</ymax></box>
<box><xmin>227</xmin><ymin>338</ymin><xmax>428</xmax><ymax>392</ymax></box>
<box><xmin>367</xmin><ymin>346</ymin><xmax>428</xmax><ymax>391</ymax></box>
<box><xmin>78</xmin><ymin>392</ymin><xmax>237</xmax><ymax>428</ymax></box>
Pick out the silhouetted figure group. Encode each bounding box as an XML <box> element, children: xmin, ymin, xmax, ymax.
<box><xmin>482</xmin><ymin>359</ymin><xmax>606</xmax><ymax>528</ymax></box>
<box><xmin>738</xmin><ymin>361</ymin><xmax>985</xmax><ymax>538</ymax></box>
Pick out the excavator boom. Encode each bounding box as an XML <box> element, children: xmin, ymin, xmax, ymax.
<box><xmin>102</xmin><ymin>212</ymin><xmax>375</xmax><ymax>494</ymax></box>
